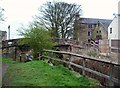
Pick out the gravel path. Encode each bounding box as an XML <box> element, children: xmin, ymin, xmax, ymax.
<box><xmin>0</xmin><ymin>62</ymin><xmax>2</xmax><ymax>86</ymax></box>
<box><xmin>2</xmin><ymin>64</ymin><xmax>9</xmax><ymax>78</ymax></box>
<box><xmin>0</xmin><ymin>63</ymin><xmax>9</xmax><ymax>87</ymax></box>
<box><xmin>0</xmin><ymin>63</ymin><xmax>9</xmax><ymax>80</ymax></box>
<box><xmin>0</xmin><ymin>62</ymin><xmax>9</xmax><ymax>87</ymax></box>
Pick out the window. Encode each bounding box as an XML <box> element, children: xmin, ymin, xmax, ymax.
<box><xmin>88</xmin><ymin>31</ymin><xmax>91</xmax><ymax>36</ymax></box>
<box><xmin>94</xmin><ymin>24</ymin><xmax>96</xmax><ymax>27</ymax></box>
<box><xmin>8</xmin><ymin>42</ymin><xmax>12</xmax><ymax>45</ymax></box>
<box><xmin>88</xmin><ymin>24</ymin><xmax>92</xmax><ymax>28</ymax></box>
<box><xmin>110</xmin><ymin>28</ymin><xmax>112</xmax><ymax>34</ymax></box>
<box><xmin>97</xmin><ymin>31</ymin><xmax>98</xmax><ymax>33</ymax></box>
<box><xmin>99</xmin><ymin>30</ymin><xmax>101</xmax><ymax>33</ymax></box>
<box><xmin>96</xmin><ymin>35</ymin><xmax>102</xmax><ymax>40</ymax></box>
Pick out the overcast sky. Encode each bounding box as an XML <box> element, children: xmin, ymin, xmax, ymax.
<box><xmin>0</xmin><ymin>0</ymin><xmax>119</xmax><ymax>39</ymax></box>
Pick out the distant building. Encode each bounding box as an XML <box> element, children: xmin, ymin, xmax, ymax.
<box><xmin>0</xmin><ymin>30</ymin><xmax>7</xmax><ymax>41</ymax></box>
<box><xmin>73</xmin><ymin>17</ymin><xmax>112</xmax><ymax>43</ymax></box>
<box><xmin>0</xmin><ymin>30</ymin><xmax>7</xmax><ymax>57</ymax></box>
<box><xmin>108</xmin><ymin>15</ymin><xmax>120</xmax><ymax>57</ymax></box>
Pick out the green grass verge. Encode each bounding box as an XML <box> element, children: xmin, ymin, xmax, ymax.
<box><xmin>0</xmin><ymin>57</ymin><xmax>2</xmax><ymax>62</ymax></box>
<box><xmin>2</xmin><ymin>57</ymin><xmax>19</xmax><ymax>64</ymax></box>
<box><xmin>2</xmin><ymin>58</ymin><xmax>99</xmax><ymax>87</ymax></box>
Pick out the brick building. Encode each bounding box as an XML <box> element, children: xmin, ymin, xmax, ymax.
<box><xmin>0</xmin><ymin>30</ymin><xmax>7</xmax><ymax>57</ymax></box>
<box><xmin>73</xmin><ymin>17</ymin><xmax>112</xmax><ymax>43</ymax></box>
<box><xmin>108</xmin><ymin>14</ymin><xmax>120</xmax><ymax>57</ymax></box>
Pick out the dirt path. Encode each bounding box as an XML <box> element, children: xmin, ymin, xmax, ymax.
<box><xmin>0</xmin><ymin>62</ymin><xmax>2</xmax><ymax>87</ymax></box>
<box><xmin>0</xmin><ymin>63</ymin><xmax>9</xmax><ymax>87</ymax></box>
<box><xmin>2</xmin><ymin>64</ymin><xmax>9</xmax><ymax>78</ymax></box>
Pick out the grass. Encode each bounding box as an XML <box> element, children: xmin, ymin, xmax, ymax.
<box><xmin>2</xmin><ymin>58</ymin><xmax>99</xmax><ymax>87</ymax></box>
<box><xmin>2</xmin><ymin>57</ymin><xmax>18</xmax><ymax>64</ymax></box>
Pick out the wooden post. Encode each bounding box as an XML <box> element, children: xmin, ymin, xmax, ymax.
<box><xmin>14</xmin><ymin>47</ymin><xmax>17</xmax><ymax>61</ymax></box>
<box><xmin>109</xmin><ymin>64</ymin><xmax>114</xmax><ymax>86</ymax></box>
<box><xmin>48</xmin><ymin>52</ymin><xmax>50</xmax><ymax>63</ymax></box>
<box><xmin>82</xmin><ymin>58</ymin><xmax>86</xmax><ymax>76</ymax></box>
<box><xmin>38</xmin><ymin>53</ymin><xmax>40</xmax><ymax>60</ymax></box>
<box><xmin>52</xmin><ymin>51</ymin><xmax>55</xmax><ymax>65</ymax></box>
<box><xmin>19</xmin><ymin>54</ymin><xmax>22</xmax><ymax>62</ymax></box>
<box><xmin>68</xmin><ymin>54</ymin><xmax>71</xmax><ymax>69</ymax></box>
<box><xmin>39</xmin><ymin>51</ymin><xmax>42</xmax><ymax>60</ymax></box>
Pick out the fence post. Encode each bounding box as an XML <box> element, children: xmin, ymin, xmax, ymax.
<box><xmin>19</xmin><ymin>54</ymin><xmax>22</xmax><ymax>62</ymax></box>
<box><xmin>14</xmin><ymin>47</ymin><xmax>17</xmax><ymax>61</ymax></box>
<box><xmin>82</xmin><ymin>58</ymin><xmax>86</xmax><ymax>76</ymax></box>
<box><xmin>38</xmin><ymin>53</ymin><xmax>40</xmax><ymax>60</ymax></box>
<box><xmin>48</xmin><ymin>52</ymin><xmax>50</xmax><ymax>63</ymax></box>
<box><xmin>109</xmin><ymin>64</ymin><xmax>114</xmax><ymax>86</ymax></box>
<box><xmin>68</xmin><ymin>54</ymin><xmax>71</xmax><ymax>69</ymax></box>
<box><xmin>40</xmin><ymin>51</ymin><xmax>43</xmax><ymax>60</ymax></box>
<box><xmin>52</xmin><ymin>51</ymin><xmax>55</xmax><ymax>65</ymax></box>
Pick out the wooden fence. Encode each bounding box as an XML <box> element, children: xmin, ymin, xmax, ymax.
<box><xmin>40</xmin><ymin>49</ymin><xmax>120</xmax><ymax>86</ymax></box>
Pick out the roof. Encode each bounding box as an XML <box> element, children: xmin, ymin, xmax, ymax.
<box><xmin>80</xmin><ymin>18</ymin><xmax>112</xmax><ymax>29</ymax></box>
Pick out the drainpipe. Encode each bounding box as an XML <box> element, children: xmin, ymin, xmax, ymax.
<box><xmin>8</xmin><ymin>25</ymin><xmax>10</xmax><ymax>40</ymax></box>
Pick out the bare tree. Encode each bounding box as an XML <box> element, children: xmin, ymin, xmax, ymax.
<box><xmin>35</xmin><ymin>1</ymin><xmax>81</xmax><ymax>39</ymax></box>
<box><xmin>0</xmin><ymin>7</ymin><xmax>5</xmax><ymax>22</ymax></box>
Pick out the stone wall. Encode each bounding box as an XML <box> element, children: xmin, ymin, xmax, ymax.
<box><xmin>0</xmin><ymin>31</ymin><xmax>2</xmax><ymax>57</ymax></box>
<box><xmin>99</xmin><ymin>39</ymin><xmax>109</xmax><ymax>54</ymax></box>
<box><xmin>2</xmin><ymin>39</ymin><xmax>31</xmax><ymax>61</ymax></box>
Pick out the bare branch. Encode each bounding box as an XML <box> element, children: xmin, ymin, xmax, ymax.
<box><xmin>35</xmin><ymin>1</ymin><xmax>81</xmax><ymax>39</ymax></box>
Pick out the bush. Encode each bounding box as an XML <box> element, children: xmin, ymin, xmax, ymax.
<box><xmin>19</xmin><ymin>25</ymin><xmax>56</xmax><ymax>58</ymax></box>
